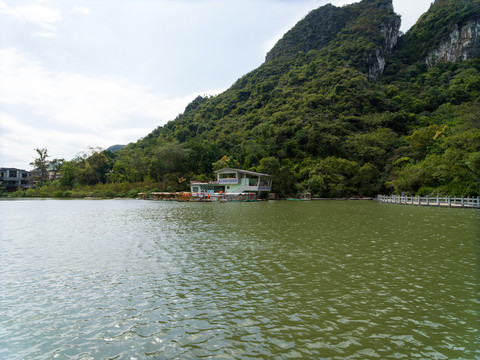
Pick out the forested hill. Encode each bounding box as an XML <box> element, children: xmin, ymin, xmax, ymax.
<box><xmin>62</xmin><ymin>0</ymin><xmax>480</xmax><ymax>198</ymax></box>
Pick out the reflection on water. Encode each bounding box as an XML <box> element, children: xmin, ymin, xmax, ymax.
<box><xmin>0</xmin><ymin>199</ymin><xmax>479</xmax><ymax>359</ymax></box>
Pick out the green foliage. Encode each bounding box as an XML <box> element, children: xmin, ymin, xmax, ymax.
<box><xmin>393</xmin><ymin>0</ymin><xmax>480</xmax><ymax>64</ymax></box>
<box><xmin>13</xmin><ymin>181</ymin><xmax>165</xmax><ymax>199</ymax></box>
<box><xmin>30</xmin><ymin>147</ymin><xmax>50</xmax><ymax>186</ymax></box>
<box><xmin>305</xmin><ymin>157</ymin><xmax>383</xmax><ymax>197</ymax></box>
<box><xmin>345</xmin><ymin>128</ymin><xmax>397</xmax><ymax>168</ymax></box>
<box><xmin>60</xmin><ymin>161</ymin><xmax>78</xmax><ymax>187</ymax></box>
<box><xmin>212</xmin><ymin>155</ymin><xmax>240</xmax><ymax>171</ymax></box>
<box><xmin>30</xmin><ymin>0</ymin><xmax>480</xmax><ymax>198</ymax></box>
<box><xmin>387</xmin><ymin>128</ymin><xmax>480</xmax><ymax>196</ymax></box>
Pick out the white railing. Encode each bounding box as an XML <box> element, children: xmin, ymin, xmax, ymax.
<box><xmin>377</xmin><ymin>195</ymin><xmax>480</xmax><ymax>209</ymax></box>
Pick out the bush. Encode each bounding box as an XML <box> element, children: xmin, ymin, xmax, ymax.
<box><xmin>10</xmin><ymin>189</ymin><xmax>25</xmax><ymax>198</ymax></box>
<box><xmin>104</xmin><ymin>191</ymin><xmax>116</xmax><ymax>198</ymax></box>
<box><xmin>53</xmin><ymin>190</ymin><xmax>64</xmax><ymax>198</ymax></box>
<box><xmin>416</xmin><ymin>186</ymin><xmax>436</xmax><ymax>196</ymax></box>
<box><xmin>126</xmin><ymin>189</ymin><xmax>140</xmax><ymax>198</ymax></box>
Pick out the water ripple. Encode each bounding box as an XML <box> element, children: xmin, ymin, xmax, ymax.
<box><xmin>0</xmin><ymin>200</ymin><xmax>479</xmax><ymax>359</ymax></box>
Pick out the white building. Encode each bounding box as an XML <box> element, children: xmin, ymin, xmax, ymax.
<box><xmin>190</xmin><ymin>168</ymin><xmax>273</xmax><ymax>195</ymax></box>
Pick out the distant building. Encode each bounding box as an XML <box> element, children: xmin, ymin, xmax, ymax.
<box><xmin>0</xmin><ymin>168</ymin><xmax>32</xmax><ymax>192</ymax></box>
<box><xmin>47</xmin><ymin>163</ymin><xmax>62</xmax><ymax>181</ymax></box>
<box><xmin>190</xmin><ymin>168</ymin><xmax>273</xmax><ymax>195</ymax></box>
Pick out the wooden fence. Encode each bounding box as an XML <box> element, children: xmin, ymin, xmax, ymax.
<box><xmin>377</xmin><ymin>195</ymin><xmax>480</xmax><ymax>209</ymax></box>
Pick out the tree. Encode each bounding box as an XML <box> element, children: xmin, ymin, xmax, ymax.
<box><xmin>212</xmin><ymin>155</ymin><xmax>240</xmax><ymax>171</ymax></box>
<box><xmin>149</xmin><ymin>144</ymin><xmax>191</xmax><ymax>182</ymax></box>
<box><xmin>354</xmin><ymin>162</ymin><xmax>381</xmax><ymax>196</ymax></box>
<box><xmin>345</xmin><ymin>128</ymin><xmax>397</xmax><ymax>168</ymax></box>
<box><xmin>30</xmin><ymin>148</ymin><xmax>50</xmax><ymax>186</ymax></box>
<box><xmin>257</xmin><ymin>157</ymin><xmax>297</xmax><ymax>197</ymax></box>
<box><xmin>50</xmin><ymin>158</ymin><xmax>64</xmax><ymax>180</ymax></box>
<box><xmin>312</xmin><ymin>157</ymin><xmax>361</xmax><ymax>198</ymax></box>
<box><xmin>304</xmin><ymin>174</ymin><xmax>326</xmax><ymax>197</ymax></box>
<box><xmin>59</xmin><ymin>161</ymin><xmax>79</xmax><ymax>187</ymax></box>
<box><xmin>77</xmin><ymin>149</ymin><xmax>112</xmax><ymax>185</ymax></box>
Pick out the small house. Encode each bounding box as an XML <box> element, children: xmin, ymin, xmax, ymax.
<box><xmin>190</xmin><ymin>168</ymin><xmax>273</xmax><ymax>195</ymax></box>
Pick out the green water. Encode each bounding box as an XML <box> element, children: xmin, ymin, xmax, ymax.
<box><xmin>0</xmin><ymin>199</ymin><xmax>479</xmax><ymax>359</ymax></box>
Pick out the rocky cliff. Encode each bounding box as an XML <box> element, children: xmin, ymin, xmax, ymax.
<box><xmin>265</xmin><ymin>0</ymin><xmax>401</xmax><ymax>81</ymax></box>
<box><xmin>425</xmin><ymin>19</ymin><xmax>480</xmax><ymax>66</ymax></box>
<box><xmin>265</xmin><ymin>4</ymin><xmax>352</xmax><ymax>62</ymax></box>
<box><xmin>392</xmin><ymin>0</ymin><xmax>480</xmax><ymax>66</ymax></box>
<box><xmin>368</xmin><ymin>11</ymin><xmax>401</xmax><ymax>81</ymax></box>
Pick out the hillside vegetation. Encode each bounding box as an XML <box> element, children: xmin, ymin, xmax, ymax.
<box><xmin>23</xmin><ymin>0</ymin><xmax>480</xmax><ymax>198</ymax></box>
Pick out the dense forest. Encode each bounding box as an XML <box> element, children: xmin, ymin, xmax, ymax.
<box><xmin>15</xmin><ymin>0</ymin><xmax>480</xmax><ymax>198</ymax></box>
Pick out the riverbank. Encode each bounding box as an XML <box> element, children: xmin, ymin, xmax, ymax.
<box><xmin>1</xmin><ymin>181</ymin><xmax>170</xmax><ymax>199</ymax></box>
<box><xmin>137</xmin><ymin>192</ymin><xmax>376</xmax><ymax>202</ymax></box>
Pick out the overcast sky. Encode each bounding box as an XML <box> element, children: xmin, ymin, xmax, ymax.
<box><xmin>0</xmin><ymin>0</ymin><xmax>432</xmax><ymax>170</ymax></box>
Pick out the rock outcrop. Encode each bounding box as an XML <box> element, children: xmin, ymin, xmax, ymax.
<box><xmin>368</xmin><ymin>14</ymin><xmax>401</xmax><ymax>81</ymax></box>
<box><xmin>265</xmin><ymin>0</ymin><xmax>401</xmax><ymax>82</ymax></box>
<box><xmin>425</xmin><ymin>19</ymin><xmax>480</xmax><ymax>67</ymax></box>
<box><xmin>264</xmin><ymin>4</ymin><xmax>352</xmax><ymax>62</ymax></box>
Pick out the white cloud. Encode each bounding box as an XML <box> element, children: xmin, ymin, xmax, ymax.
<box><xmin>1</xmin><ymin>111</ymin><xmax>104</xmax><ymax>167</ymax></box>
<box><xmin>0</xmin><ymin>112</ymin><xmax>53</xmax><ymax>167</ymax></box>
<box><xmin>72</xmin><ymin>6</ymin><xmax>91</xmax><ymax>16</ymax></box>
<box><xmin>0</xmin><ymin>1</ymin><xmax>62</xmax><ymax>36</ymax></box>
<box><xmin>0</xmin><ymin>48</ymin><xmax>215</xmax><ymax>168</ymax></box>
<box><xmin>31</xmin><ymin>31</ymin><xmax>58</xmax><ymax>38</ymax></box>
<box><xmin>0</xmin><ymin>48</ymin><xmax>186</xmax><ymax>128</ymax></box>
<box><xmin>0</xmin><ymin>110</ymin><xmax>160</xmax><ymax>168</ymax></box>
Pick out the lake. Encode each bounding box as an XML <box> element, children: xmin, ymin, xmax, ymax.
<box><xmin>0</xmin><ymin>199</ymin><xmax>479</xmax><ymax>359</ymax></box>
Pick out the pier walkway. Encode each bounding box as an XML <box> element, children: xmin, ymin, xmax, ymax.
<box><xmin>377</xmin><ymin>195</ymin><xmax>480</xmax><ymax>209</ymax></box>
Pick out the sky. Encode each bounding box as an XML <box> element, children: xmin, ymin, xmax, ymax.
<box><xmin>0</xmin><ymin>0</ymin><xmax>433</xmax><ymax>170</ymax></box>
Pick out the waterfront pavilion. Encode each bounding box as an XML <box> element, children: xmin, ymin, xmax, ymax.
<box><xmin>190</xmin><ymin>168</ymin><xmax>273</xmax><ymax>195</ymax></box>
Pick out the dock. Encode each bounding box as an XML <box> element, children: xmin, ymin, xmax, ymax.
<box><xmin>136</xmin><ymin>192</ymin><xmax>259</xmax><ymax>202</ymax></box>
<box><xmin>377</xmin><ymin>195</ymin><xmax>480</xmax><ymax>209</ymax></box>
